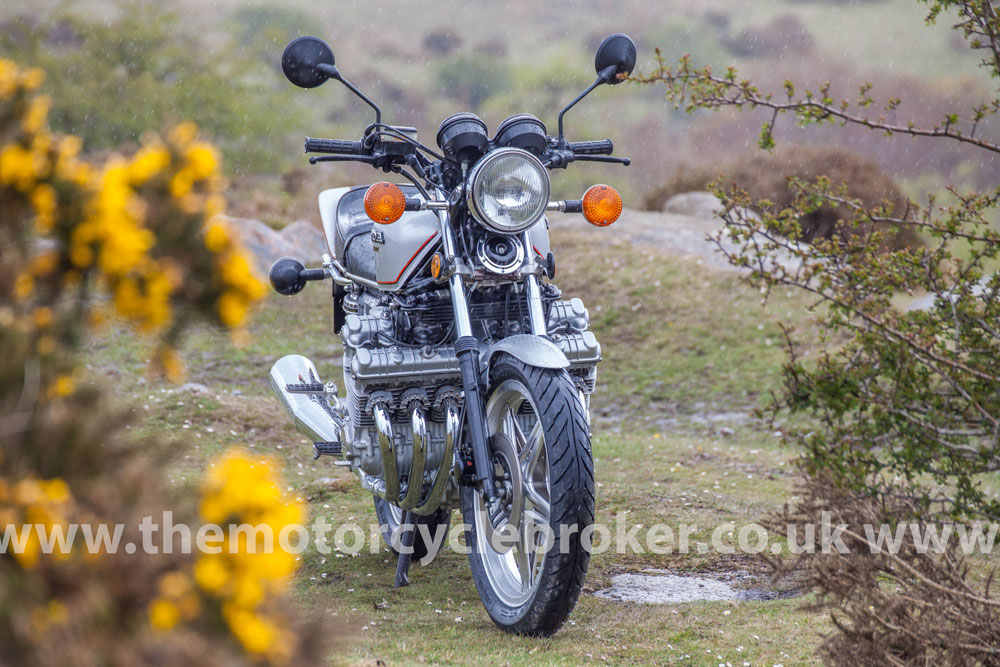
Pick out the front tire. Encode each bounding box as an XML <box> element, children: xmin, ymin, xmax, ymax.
<box><xmin>461</xmin><ymin>354</ymin><xmax>594</xmax><ymax>636</ymax></box>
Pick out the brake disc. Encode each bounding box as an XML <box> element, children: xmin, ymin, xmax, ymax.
<box><xmin>478</xmin><ymin>432</ymin><xmax>523</xmax><ymax>554</ymax></box>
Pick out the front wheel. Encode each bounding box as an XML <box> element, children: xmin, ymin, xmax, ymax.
<box><xmin>461</xmin><ymin>354</ymin><xmax>595</xmax><ymax>636</ymax></box>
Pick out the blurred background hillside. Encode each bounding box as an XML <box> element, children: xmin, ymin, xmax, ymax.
<box><xmin>3</xmin><ymin>0</ymin><xmax>997</xmax><ymax>227</ymax></box>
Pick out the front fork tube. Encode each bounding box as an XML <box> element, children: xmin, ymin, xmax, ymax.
<box><xmin>441</xmin><ymin>212</ymin><xmax>498</xmax><ymax>502</ymax></box>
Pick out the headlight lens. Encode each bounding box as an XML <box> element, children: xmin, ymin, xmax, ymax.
<box><xmin>468</xmin><ymin>148</ymin><xmax>550</xmax><ymax>234</ymax></box>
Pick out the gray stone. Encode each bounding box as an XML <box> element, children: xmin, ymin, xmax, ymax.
<box><xmin>663</xmin><ymin>191</ymin><xmax>724</xmax><ymax>218</ymax></box>
<box><xmin>220</xmin><ymin>215</ymin><xmax>299</xmax><ymax>274</ymax></box>
<box><xmin>179</xmin><ymin>382</ymin><xmax>210</xmax><ymax>394</ymax></box>
<box><xmin>280</xmin><ymin>220</ymin><xmax>329</xmax><ymax>264</ymax></box>
<box><xmin>594</xmin><ymin>571</ymin><xmax>740</xmax><ymax>604</ymax></box>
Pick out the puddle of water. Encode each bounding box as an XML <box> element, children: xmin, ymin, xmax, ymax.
<box><xmin>593</xmin><ymin>570</ymin><xmax>795</xmax><ymax>604</ymax></box>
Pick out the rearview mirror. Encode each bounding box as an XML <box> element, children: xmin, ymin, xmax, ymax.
<box><xmin>594</xmin><ymin>33</ymin><xmax>636</xmax><ymax>85</ymax></box>
<box><xmin>282</xmin><ymin>36</ymin><xmax>335</xmax><ymax>89</ymax></box>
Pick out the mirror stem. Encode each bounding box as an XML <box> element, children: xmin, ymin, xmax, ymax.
<box><xmin>556</xmin><ymin>66</ymin><xmax>617</xmax><ymax>146</ymax></box>
<box><xmin>316</xmin><ymin>63</ymin><xmax>382</xmax><ymax>126</ymax></box>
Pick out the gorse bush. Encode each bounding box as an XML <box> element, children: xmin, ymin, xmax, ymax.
<box><xmin>0</xmin><ymin>59</ymin><xmax>323</xmax><ymax>664</ymax></box>
<box><xmin>635</xmin><ymin>0</ymin><xmax>1000</xmax><ymax>662</ymax></box>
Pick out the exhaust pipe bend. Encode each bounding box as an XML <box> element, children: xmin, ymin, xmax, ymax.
<box><xmin>399</xmin><ymin>405</ymin><xmax>428</xmax><ymax>510</ymax></box>
<box><xmin>365</xmin><ymin>398</ymin><xmax>460</xmax><ymax>516</ymax></box>
<box><xmin>411</xmin><ymin>398</ymin><xmax>459</xmax><ymax>516</ymax></box>
<box><xmin>373</xmin><ymin>403</ymin><xmax>400</xmax><ymax>503</ymax></box>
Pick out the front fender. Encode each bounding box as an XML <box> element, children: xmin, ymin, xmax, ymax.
<box><xmin>480</xmin><ymin>334</ymin><xmax>569</xmax><ymax>381</ymax></box>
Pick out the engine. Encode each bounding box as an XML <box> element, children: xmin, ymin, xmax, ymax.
<box><xmin>338</xmin><ymin>281</ymin><xmax>600</xmax><ymax>496</ymax></box>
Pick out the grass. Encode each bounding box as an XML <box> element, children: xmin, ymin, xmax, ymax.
<box><xmin>82</xmin><ymin>219</ymin><xmax>837</xmax><ymax>663</ymax></box>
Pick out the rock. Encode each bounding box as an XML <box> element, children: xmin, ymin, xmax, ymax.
<box><xmin>179</xmin><ymin>382</ymin><xmax>210</xmax><ymax>394</ymax></box>
<box><xmin>279</xmin><ymin>220</ymin><xmax>329</xmax><ymax>264</ymax></box>
<box><xmin>220</xmin><ymin>215</ymin><xmax>299</xmax><ymax>274</ymax></box>
<box><xmin>663</xmin><ymin>191</ymin><xmax>724</xmax><ymax>218</ymax></box>
<box><xmin>719</xmin><ymin>427</ymin><xmax>735</xmax><ymax>437</ymax></box>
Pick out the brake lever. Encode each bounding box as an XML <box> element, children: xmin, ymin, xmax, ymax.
<box><xmin>575</xmin><ymin>155</ymin><xmax>630</xmax><ymax>166</ymax></box>
<box><xmin>308</xmin><ymin>155</ymin><xmax>377</xmax><ymax>165</ymax></box>
<box><xmin>543</xmin><ymin>150</ymin><xmax>630</xmax><ymax>168</ymax></box>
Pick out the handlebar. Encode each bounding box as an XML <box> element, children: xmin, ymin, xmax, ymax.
<box><xmin>566</xmin><ymin>139</ymin><xmax>613</xmax><ymax>156</ymax></box>
<box><xmin>304</xmin><ymin>137</ymin><xmax>365</xmax><ymax>155</ymax></box>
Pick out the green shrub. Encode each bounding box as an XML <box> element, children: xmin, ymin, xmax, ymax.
<box><xmin>434</xmin><ymin>52</ymin><xmax>510</xmax><ymax>111</ymax></box>
<box><xmin>0</xmin><ymin>1</ymin><xmax>299</xmax><ymax>174</ymax></box>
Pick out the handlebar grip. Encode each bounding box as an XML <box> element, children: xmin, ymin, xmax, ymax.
<box><xmin>304</xmin><ymin>137</ymin><xmax>364</xmax><ymax>155</ymax></box>
<box><xmin>566</xmin><ymin>139</ymin><xmax>613</xmax><ymax>155</ymax></box>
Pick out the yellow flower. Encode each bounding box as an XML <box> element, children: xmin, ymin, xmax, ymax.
<box><xmin>48</xmin><ymin>375</ymin><xmax>75</xmax><ymax>399</ymax></box>
<box><xmin>169</xmin><ymin>169</ymin><xmax>193</xmax><ymax>199</ymax></box>
<box><xmin>184</xmin><ymin>143</ymin><xmax>219</xmax><ymax>181</ymax></box>
<box><xmin>30</xmin><ymin>249</ymin><xmax>59</xmax><ymax>277</ymax></box>
<box><xmin>20</xmin><ymin>67</ymin><xmax>45</xmax><ymax>91</ymax></box>
<box><xmin>127</xmin><ymin>143</ymin><xmax>170</xmax><ymax>185</ymax></box>
<box><xmin>194</xmin><ymin>555</ymin><xmax>230</xmax><ymax>594</ymax></box>
<box><xmin>0</xmin><ymin>60</ymin><xmax>16</xmax><ymax>99</ymax></box>
<box><xmin>217</xmin><ymin>291</ymin><xmax>248</xmax><ymax>328</ymax></box>
<box><xmin>168</xmin><ymin>122</ymin><xmax>198</xmax><ymax>147</ymax></box>
<box><xmin>32</xmin><ymin>307</ymin><xmax>53</xmax><ymax>329</ymax></box>
<box><xmin>14</xmin><ymin>273</ymin><xmax>34</xmax><ymax>299</ymax></box>
<box><xmin>149</xmin><ymin>598</ymin><xmax>180</xmax><ymax>630</ymax></box>
<box><xmin>29</xmin><ymin>184</ymin><xmax>57</xmax><ymax>233</ymax></box>
<box><xmin>157</xmin><ymin>346</ymin><xmax>185</xmax><ymax>383</ymax></box>
<box><xmin>223</xmin><ymin>605</ymin><xmax>279</xmax><ymax>657</ymax></box>
<box><xmin>0</xmin><ymin>144</ymin><xmax>38</xmax><ymax>190</ymax></box>
<box><xmin>204</xmin><ymin>221</ymin><xmax>231</xmax><ymax>253</ymax></box>
<box><xmin>22</xmin><ymin>95</ymin><xmax>50</xmax><ymax>135</ymax></box>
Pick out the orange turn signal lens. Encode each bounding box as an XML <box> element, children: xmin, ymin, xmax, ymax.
<box><xmin>364</xmin><ymin>182</ymin><xmax>406</xmax><ymax>224</ymax></box>
<box><xmin>581</xmin><ymin>184</ymin><xmax>623</xmax><ymax>227</ymax></box>
<box><xmin>430</xmin><ymin>252</ymin><xmax>442</xmax><ymax>279</ymax></box>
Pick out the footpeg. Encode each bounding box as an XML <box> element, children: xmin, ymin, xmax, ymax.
<box><xmin>286</xmin><ymin>381</ymin><xmax>325</xmax><ymax>393</ymax></box>
<box><xmin>313</xmin><ymin>440</ymin><xmax>342</xmax><ymax>459</ymax></box>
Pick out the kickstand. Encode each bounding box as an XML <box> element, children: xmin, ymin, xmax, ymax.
<box><xmin>394</xmin><ymin>511</ymin><xmax>415</xmax><ymax>588</ymax></box>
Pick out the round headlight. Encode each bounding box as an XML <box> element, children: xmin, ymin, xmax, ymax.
<box><xmin>467</xmin><ymin>148</ymin><xmax>550</xmax><ymax>234</ymax></box>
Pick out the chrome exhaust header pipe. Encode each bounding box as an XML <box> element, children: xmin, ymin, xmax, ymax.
<box><xmin>269</xmin><ymin>355</ymin><xmax>344</xmax><ymax>443</ymax></box>
<box><xmin>410</xmin><ymin>398</ymin><xmax>459</xmax><ymax>516</ymax></box>
<box><xmin>373</xmin><ymin>402</ymin><xmax>400</xmax><ymax>503</ymax></box>
<box><xmin>364</xmin><ymin>398</ymin><xmax>461</xmax><ymax>516</ymax></box>
<box><xmin>399</xmin><ymin>405</ymin><xmax>428</xmax><ymax>510</ymax></box>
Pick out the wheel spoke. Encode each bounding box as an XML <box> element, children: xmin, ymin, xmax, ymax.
<box><xmin>519</xmin><ymin>422</ymin><xmax>543</xmax><ymax>478</ymax></box>
<box><xmin>514</xmin><ymin>520</ymin><xmax>533</xmax><ymax>592</ymax></box>
<box><xmin>505</xmin><ymin>405</ymin><xmax>528</xmax><ymax>452</ymax></box>
<box><xmin>525</xmin><ymin>484</ymin><xmax>550</xmax><ymax>520</ymax></box>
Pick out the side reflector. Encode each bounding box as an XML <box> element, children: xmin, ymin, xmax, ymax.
<box><xmin>364</xmin><ymin>182</ymin><xmax>406</xmax><ymax>224</ymax></box>
<box><xmin>430</xmin><ymin>252</ymin><xmax>442</xmax><ymax>279</ymax></box>
<box><xmin>581</xmin><ymin>184</ymin><xmax>622</xmax><ymax>227</ymax></box>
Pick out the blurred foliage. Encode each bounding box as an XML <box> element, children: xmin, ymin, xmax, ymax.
<box><xmin>0</xmin><ymin>1</ymin><xmax>299</xmax><ymax>174</ymax></box>
<box><xmin>642</xmin><ymin>144</ymin><xmax>921</xmax><ymax>249</ymax></box>
<box><xmin>0</xmin><ymin>58</ymin><xmax>323</xmax><ymax>664</ymax></box>
<box><xmin>434</xmin><ymin>52</ymin><xmax>511</xmax><ymax>112</ymax></box>
<box><xmin>230</xmin><ymin>4</ymin><xmax>321</xmax><ymax>63</ymax></box>
<box><xmin>647</xmin><ymin>22</ymin><xmax>731</xmax><ymax>73</ymax></box>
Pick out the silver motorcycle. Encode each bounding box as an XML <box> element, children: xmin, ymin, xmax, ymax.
<box><xmin>268</xmin><ymin>32</ymin><xmax>635</xmax><ymax>636</ymax></box>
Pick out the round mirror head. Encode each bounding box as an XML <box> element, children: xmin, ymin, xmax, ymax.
<box><xmin>595</xmin><ymin>33</ymin><xmax>636</xmax><ymax>85</ymax></box>
<box><xmin>282</xmin><ymin>36</ymin><xmax>335</xmax><ymax>89</ymax></box>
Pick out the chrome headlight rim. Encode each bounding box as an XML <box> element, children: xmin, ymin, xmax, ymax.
<box><xmin>467</xmin><ymin>147</ymin><xmax>550</xmax><ymax>234</ymax></box>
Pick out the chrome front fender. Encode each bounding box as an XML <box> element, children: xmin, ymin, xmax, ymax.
<box><xmin>480</xmin><ymin>334</ymin><xmax>569</xmax><ymax>381</ymax></box>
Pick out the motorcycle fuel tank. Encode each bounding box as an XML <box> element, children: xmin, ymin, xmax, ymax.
<box><xmin>318</xmin><ymin>185</ymin><xmax>551</xmax><ymax>291</ymax></box>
